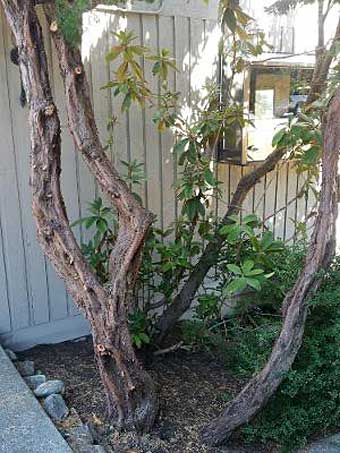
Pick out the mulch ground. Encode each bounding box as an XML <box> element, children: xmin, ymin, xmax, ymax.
<box><xmin>24</xmin><ymin>338</ymin><xmax>277</xmax><ymax>452</ymax></box>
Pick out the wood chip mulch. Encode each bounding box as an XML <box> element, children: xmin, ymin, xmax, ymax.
<box><xmin>24</xmin><ymin>338</ymin><xmax>277</xmax><ymax>453</ymax></box>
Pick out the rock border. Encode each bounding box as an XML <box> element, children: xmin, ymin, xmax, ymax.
<box><xmin>5</xmin><ymin>348</ymin><xmax>106</xmax><ymax>453</ymax></box>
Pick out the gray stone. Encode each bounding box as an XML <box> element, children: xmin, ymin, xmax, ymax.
<box><xmin>88</xmin><ymin>446</ymin><xmax>106</xmax><ymax>452</ymax></box>
<box><xmin>0</xmin><ymin>346</ymin><xmax>71</xmax><ymax>452</ymax></box>
<box><xmin>307</xmin><ymin>433</ymin><xmax>340</xmax><ymax>452</ymax></box>
<box><xmin>43</xmin><ymin>394</ymin><xmax>69</xmax><ymax>421</ymax></box>
<box><xmin>66</xmin><ymin>423</ymin><xmax>94</xmax><ymax>450</ymax></box>
<box><xmin>78</xmin><ymin>446</ymin><xmax>106</xmax><ymax>453</ymax></box>
<box><xmin>16</xmin><ymin>360</ymin><xmax>35</xmax><ymax>377</ymax></box>
<box><xmin>24</xmin><ymin>374</ymin><xmax>47</xmax><ymax>390</ymax></box>
<box><xmin>34</xmin><ymin>379</ymin><xmax>65</xmax><ymax>398</ymax></box>
<box><xmin>4</xmin><ymin>348</ymin><xmax>17</xmax><ymax>361</ymax></box>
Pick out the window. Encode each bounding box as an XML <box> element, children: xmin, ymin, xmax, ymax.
<box><xmin>218</xmin><ymin>63</ymin><xmax>314</xmax><ymax>164</ymax></box>
<box><xmin>247</xmin><ymin>65</ymin><xmax>313</xmax><ymax>162</ymax></box>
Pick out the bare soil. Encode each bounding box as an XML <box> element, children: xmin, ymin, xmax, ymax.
<box><xmin>24</xmin><ymin>338</ymin><xmax>276</xmax><ymax>453</ymax></box>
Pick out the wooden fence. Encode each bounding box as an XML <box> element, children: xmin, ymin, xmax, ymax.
<box><xmin>0</xmin><ymin>2</ymin><xmax>315</xmax><ymax>350</ymax></box>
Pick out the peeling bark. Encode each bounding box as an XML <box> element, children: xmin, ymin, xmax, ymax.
<box><xmin>201</xmin><ymin>87</ymin><xmax>340</xmax><ymax>446</ymax></box>
<box><xmin>0</xmin><ymin>0</ymin><xmax>158</xmax><ymax>431</ymax></box>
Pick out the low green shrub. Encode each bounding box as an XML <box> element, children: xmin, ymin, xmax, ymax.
<box><xmin>182</xmin><ymin>244</ymin><xmax>340</xmax><ymax>451</ymax></box>
<box><xmin>228</xmin><ymin>246</ymin><xmax>340</xmax><ymax>451</ymax></box>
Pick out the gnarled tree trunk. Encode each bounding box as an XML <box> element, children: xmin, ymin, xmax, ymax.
<box><xmin>201</xmin><ymin>86</ymin><xmax>340</xmax><ymax>446</ymax></box>
<box><xmin>0</xmin><ymin>0</ymin><xmax>158</xmax><ymax>431</ymax></box>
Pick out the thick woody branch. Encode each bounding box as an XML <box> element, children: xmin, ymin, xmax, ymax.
<box><xmin>43</xmin><ymin>4</ymin><xmax>153</xmax><ymax>282</ymax></box>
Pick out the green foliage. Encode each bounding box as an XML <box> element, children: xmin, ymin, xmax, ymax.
<box><xmin>71</xmin><ymin>159</ymin><xmax>146</xmax><ymax>282</ymax></box>
<box><xmin>224</xmin><ymin>259</ymin><xmax>273</xmax><ymax>295</ymax></box>
<box><xmin>216</xmin><ymin>245</ymin><xmax>340</xmax><ymax>451</ymax></box>
<box><xmin>272</xmin><ymin>114</ymin><xmax>323</xmax><ymax>195</ymax></box>
<box><xmin>128</xmin><ymin>309</ymin><xmax>151</xmax><ymax>348</ymax></box>
<box><xmin>242</xmin><ymin>260</ymin><xmax>340</xmax><ymax>450</ymax></box>
<box><xmin>180</xmin><ymin>244</ymin><xmax>340</xmax><ymax>450</ymax></box>
<box><xmin>195</xmin><ymin>294</ymin><xmax>220</xmax><ymax>322</ymax></box>
<box><xmin>56</xmin><ymin>0</ymin><xmax>89</xmax><ymax>46</ymax></box>
<box><xmin>104</xmin><ymin>31</ymin><xmax>178</xmax><ymax>111</ymax></box>
<box><xmin>220</xmin><ymin>0</ymin><xmax>253</xmax><ymax>36</ymax></box>
<box><xmin>217</xmin><ymin>214</ymin><xmax>283</xmax><ymax>297</ymax></box>
<box><xmin>72</xmin><ymin>197</ymin><xmax>117</xmax><ymax>283</ymax></box>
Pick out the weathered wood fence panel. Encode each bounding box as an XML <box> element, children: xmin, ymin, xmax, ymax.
<box><xmin>0</xmin><ymin>2</ymin><xmax>314</xmax><ymax>350</ymax></box>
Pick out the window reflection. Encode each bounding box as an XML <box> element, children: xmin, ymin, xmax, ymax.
<box><xmin>247</xmin><ymin>65</ymin><xmax>313</xmax><ymax>161</ymax></box>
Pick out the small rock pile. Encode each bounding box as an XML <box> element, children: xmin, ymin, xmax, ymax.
<box><xmin>5</xmin><ymin>348</ymin><xmax>106</xmax><ymax>453</ymax></box>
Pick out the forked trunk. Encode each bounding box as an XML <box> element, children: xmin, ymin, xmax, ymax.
<box><xmin>0</xmin><ymin>0</ymin><xmax>158</xmax><ymax>431</ymax></box>
<box><xmin>201</xmin><ymin>87</ymin><xmax>340</xmax><ymax>446</ymax></box>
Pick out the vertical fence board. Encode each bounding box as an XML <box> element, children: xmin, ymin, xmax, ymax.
<box><xmin>125</xmin><ymin>13</ymin><xmax>146</xmax><ymax>206</ymax></box>
<box><xmin>285</xmin><ymin>161</ymin><xmax>299</xmax><ymax>242</ymax></box>
<box><xmin>159</xmin><ymin>15</ymin><xmax>176</xmax><ymax>228</ymax></box>
<box><xmin>0</xmin><ymin>17</ymin><xmax>31</xmax><ymax>331</ymax></box>
<box><xmin>0</xmin><ymin>17</ymin><xmax>11</xmax><ymax>333</ymax></box>
<box><xmin>142</xmin><ymin>14</ymin><xmax>163</xmax><ymax>226</ymax></box>
<box><xmin>107</xmin><ymin>13</ymin><xmax>129</xmax><ymax>173</ymax></box>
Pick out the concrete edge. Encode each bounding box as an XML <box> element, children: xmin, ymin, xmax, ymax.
<box><xmin>0</xmin><ymin>345</ymin><xmax>72</xmax><ymax>453</ymax></box>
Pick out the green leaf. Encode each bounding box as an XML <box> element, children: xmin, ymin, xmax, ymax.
<box><xmin>223</xmin><ymin>8</ymin><xmax>237</xmax><ymax>32</ymax></box>
<box><xmin>204</xmin><ymin>168</ymin><xmax>216</xmax><ymax>186</ymax></box>
<box><xmin>241</xmin><ymin>260</ymin><xmax>255</xmax><ymax>275</ymax></box>
<box><xmin>246</xmin><ymin>277</ymin><xmax>261</xmax><ymax>291</ymax></box>
<box><xmin>139</xmin><ymin>333</ymin><xmax>150</xmax><ymax>344</ymax></box>
<box><xmin>182</xmin><ymin>198</ymin><xmax>200</xmax><ymax>221</ymax></box>
<box><xmin>85</xmin><ymin>217</ymin><xmax>96</xmax><ymax>229</ymax></box>
<box><xmin>227</xmin><ymin>264</ymin><xmax>242</xmax><ymax>275</ymax></box>
<box><xmin>219</xmin><ymin>224</ymin><xmax>232</xmax><ymax>236</ymax></box>
<box><xmin>243</xmin><ymin>214</ymin><xmax>259</xmax><ymax>225</ymax></box>
<box><xmin>162</xmin><ymin>262</ymin><xmax>173</xmax><ymax>272</ymax></box>
<box><xmin>261</xmin><ymin>231</ymin><xmax>274</xmax><ymax>250</ymax></box>
<box><xmin>227</xmin><ymin>214</ymin><xmax>239</xmax><ymax>224</ymax></box>
<box><xmin>133</xmin><ymin>335</ymin><xmax>142</xmax><ymax>349</ymax></box>
<box><xmin>121</xmin><ymin>94</ymin><xmax>132</xmax><ymax>112</ymax></box>
<box><xmin>302</xmin><ymin>146</ymin><xmax>321</xmax><ymax>165</ymax></box>
<box><xmin>272</xmin><ymin>128</ymin><xmax>286</xmax><ymax>148</ymax></box>
<box><xmin>227</xmin><ymin>225</ymin><xmax>242</xmax><ymax>242</ymax></box>
<box><xmin>224</xmin><ymin>277</ymin><xmax>248</xmax><ymax>295</ymax></box>
<box><xmin>246</xmin><ymin>268</ymin><xmax>265</xmax><ymax>276</ymax></box>
<box><xmin>96</xmin><ymin>219</ymin><xmax>108</xmax><ymax>234</ymax></box>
